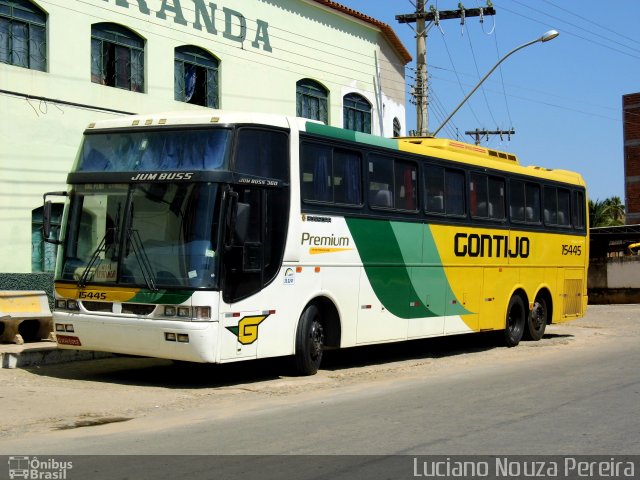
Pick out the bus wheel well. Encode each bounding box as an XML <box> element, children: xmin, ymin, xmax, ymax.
<box><xmin>512</xmin><ymin>288</ymin><xmax>529</xmax><ymax>312</ymax></box>
<box><xmin>307</xmin><ymin>297</ymin><xmax>341</xmax><ymax>349</ymax></box>
<box><xmin>536</xmin><ymin>288</ymin><xmax>553</xmax><ymax>325</ymax></box>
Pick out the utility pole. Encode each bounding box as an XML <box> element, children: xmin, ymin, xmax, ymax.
<box><xmin>465</xmin><ymin>128</ymin><xmax>515</xmax><ymax>145</ymax></box>
<box><xmin>396</xmin><ymin>2</ymin><xmax>496</xmax><ymax>136</ymax></box>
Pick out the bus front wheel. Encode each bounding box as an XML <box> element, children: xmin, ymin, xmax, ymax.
<box><xmin>504</xmin><ymin>295</ymin><xmax>526</xmax><ymax>347</ymax></box>
<box><xmin>294</xmin><ymin>304</ymin><xmax>325</xmax><ymax>376</ymax></box>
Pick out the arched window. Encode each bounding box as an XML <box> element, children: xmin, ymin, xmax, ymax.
<box><xmin>343</xmin><ymin>93</ymin><xmax>371</xmax><ymax>133</ymax></box>
<box><xmin>296</xmin><ymin>79</ymin><xmax>328</xmax><ymax>124</ymax></box>
<box><xmin>91</xmin><ymin>23</ymin><xmax>144</xmax><ymax>92</ymax></box>
<box><xmin>175</xmin><ymin>45</ymin><xmax>219</xmax><ymax>108</ymax></box>
<box><xmin>0</xmin><ymin>0</ymin><xmax>47</xmax><ymax>71</ymax></box>
<box><xmin>393</xmin><ymin>117</ymin><xmax>402</xmax><ymax>137</ymax></box>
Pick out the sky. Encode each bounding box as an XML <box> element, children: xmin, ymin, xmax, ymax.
<box><xmin>337</xmin><ymin>0</ymin><xmax>640</xmax><ymax>203</ymax></box>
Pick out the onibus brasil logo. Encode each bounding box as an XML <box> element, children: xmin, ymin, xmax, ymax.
<box><xmin>8</xmin><ymin>456</ymin><xmax>73</xmax><ymax>479</ymax></box>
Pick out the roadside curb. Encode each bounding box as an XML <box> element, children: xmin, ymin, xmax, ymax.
<box><xmin>1</xmin><ymin>343</ymin><xmax>114</xmax><ymax>369</ymax></box>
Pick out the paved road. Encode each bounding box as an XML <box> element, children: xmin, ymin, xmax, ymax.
<box><xmin>0</xmin><ymin>305</ymin><xmax>638</xmax><ymax>478</ymax></box>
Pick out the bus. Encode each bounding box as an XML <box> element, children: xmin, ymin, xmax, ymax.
<box><xmin>44</xmin><ymin>111</ymin><xmax>588</xmax><ymax>375</ymax></box>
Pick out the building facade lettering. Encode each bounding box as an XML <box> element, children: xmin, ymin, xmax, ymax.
<box><xmin>102</xmin><ymin>0</ymin><xmax>273</xmax><ymax>51</ymax></box>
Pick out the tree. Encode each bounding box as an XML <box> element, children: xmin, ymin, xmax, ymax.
<box><xmin>589</xmin><ymin>196</ymin><xmax>625</xmax><ymax>227</ymax></box>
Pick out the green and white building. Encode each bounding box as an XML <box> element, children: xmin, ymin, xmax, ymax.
<box><xmin>0</xmin><ymin>0</ymin><xmax>411</xmax><ymax>281</ymax></box>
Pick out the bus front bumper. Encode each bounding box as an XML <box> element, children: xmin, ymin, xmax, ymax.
<box><xmin>52</xmin><ymin>312</ymin><xmax>219</xmax><ymax>363</ymax></box>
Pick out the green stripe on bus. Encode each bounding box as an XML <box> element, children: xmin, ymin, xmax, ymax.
<box><xmin>345</xmin><ymin>218</ymin><xmax>470</xmax><ymax>319</ymax></box>
<box><xmin>304</xmin><ymin>122</ymin><xmax>399</xmax><ymax>150</ymax></box>
<box><xmin>130</xmin><ymin>290</ymin><xmax>193</xmax><ymax>305</ymax></box>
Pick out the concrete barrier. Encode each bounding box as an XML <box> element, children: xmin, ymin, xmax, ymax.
<box><xmin>0</xmin><ymin>291</ymin><xmax>53</xmax><ymax>344</ymax></box>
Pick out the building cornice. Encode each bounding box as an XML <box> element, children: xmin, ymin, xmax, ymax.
<box><xmin>309</xmin><ymin>0</ymin><xmax>412</xmax><ymax>64</ymax></box>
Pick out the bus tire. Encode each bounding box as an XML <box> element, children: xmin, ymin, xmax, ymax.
<box><xmin>525</xmin><ymin>296</ymin><xmax>548</xmax><ymax>341</ymax></box>
<box><xmin>504</xmin><ymin>294</ymin><xmax>526</xmax><ymax>347</ymax></box>
<box><xmin>294</xmin><ymin>304</ymin><xmax>324</xmax><ymax>376</ymax></box>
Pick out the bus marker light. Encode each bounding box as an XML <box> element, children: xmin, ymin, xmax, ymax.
<box><xmin>296</xmin><ymin>266</ymin><xmax>303</xmax><ymax>273</ymax></box>
<box><xmin>165</xmin><ymin>332</ymin><xmax>176</xmax><ymax>342</ymax></box>
<box><xmin>177</xmin><ymin>334</ymin><xmax>189</xmax><ymax>343</ymax></box>
<box><xmin>410</xmin><ymin>301</ymin><xmax>421</xmax><ymax>307</ymax></box>
<box><xmin>194</xmin><ymin>307</ymin><xmax>211</xmax><ymax>319</ymax></box>
<box><xmin>315</xmin><ymin>267</ymin><xmax>321</xmax><ymax>273</ymax></box>
<box><xmin>232</xmin><ymin>312</ymin><xmax>240</xmax><ymax>317</ymax></box>
<box><xmin>145</xmin><ymin>119</ymin><xmax>153</xmax><ymax>125</ymax></box>
<box><xmin>57</xmin><ymin>335</ymin><xmax>81</xmax><ymax>346</ymax></box>
<box><xmin>361</xmin><ymin>305</ymin><xmax>372</xmax><ymax>310</ymax></box>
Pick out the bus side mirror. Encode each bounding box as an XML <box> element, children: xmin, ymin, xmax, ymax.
<box><xmin>42</xmin><ymin>191</ymin><xmax>67</xmax><ymax>245</ymax></box>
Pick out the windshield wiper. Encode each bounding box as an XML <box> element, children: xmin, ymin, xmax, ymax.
<box><xmin>78</xmin><ymin>228</ymin><xmax>117</xmax><ymax>288</ymax></box>
<box><xmin>126</xmin><ymin>229</ymin><xmax>158</xmax><ymax>292</ymax></box>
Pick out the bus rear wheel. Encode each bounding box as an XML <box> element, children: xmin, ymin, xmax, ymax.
<box><xmin>294</xmin><ymin>304</ymin><xmax>324</xmax><ymax>376</ymax></box>
<box><xmin>504</xmin><ymin>294</ymin><xmax>526</xmax><ymax>347</ymax></box>
<box><xmin>525</xmin><ymin>296</ymin><xmax>548</xmax><ymax>341</ymax></box>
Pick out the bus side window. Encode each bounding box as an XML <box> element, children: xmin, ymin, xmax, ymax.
<box><xmin>470</xmin><ymin>173</ymin><xmax>488</xmax><ymax>218</ymax></box>
<box><xmin>235</xmin><ymin>129</ymin><xmax>289</xmax><ymax>181</ymax></box>
<box><xmin>333</xmin><ymin>150</ymin><xmax>362</xmax><ymax>205</ymax></box>
<box><xmin>510</xmin><ymin>180</ymin><xmax>525</xmax><ymax>221</ymax></box>
<box><xmin>557</xmin><ymin>188</ymin><xmax>571</xmax><ymax>226</ymax></box>
<box><xmin>525</xmin><ymin>183</ymin><xmax>541</xmax><ymax>223</ymax></box>
<box><xmin>424</xmin><ymin>165</ymin><xmax>445</xmax><ymax>214</ymax></box>
<box><xmin>369</xmin><ymin>155</ymin><xmax>394</xmax><ymax>208</ymax></box>
<box><xmin>445</xmin><ymin>169</ymin><xmax>465</xmax><ymax>216</ymax></box>
<box><xmin>572</xmin><ymin>191</ymin><xmax>585</xmax><ymax>229</ymax></box>
<box><xmin>543</xmin><ymin>186</ymin><xmax>557</xmax><ymax>225</ymax></box>
<box><xmin>301</xmin><ymin>143</ymin><xmax>332</xmax><ymax>202</ymax></box>
<box><xmin>394</xmin><ymin>160</ymin><xmax>417</xmax><ymax>211</ymax></box>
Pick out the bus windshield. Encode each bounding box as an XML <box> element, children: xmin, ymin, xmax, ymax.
<box><xmin>57</xmin><ymin>182</ymin><xmax>222</xmax><ymax>289</ymax></box>
<box><xmin>76</xmin><ymin>129</ymin><xmax>232</xmax><ymax>172</ymax></box>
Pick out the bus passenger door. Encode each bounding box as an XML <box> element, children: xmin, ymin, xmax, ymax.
<box><xmin>220</xmin><ymin>185</ymin><xmax>289</xmax><ymax>360</ymax></box>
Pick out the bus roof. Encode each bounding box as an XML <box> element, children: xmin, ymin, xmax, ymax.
<box><xmin>84</xmin><ymin>111</ymin><xmax>585</xmax><ymax>188</ymax></box>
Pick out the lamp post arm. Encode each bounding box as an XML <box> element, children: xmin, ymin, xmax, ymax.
<box><xmin>432</xmin><ymin>37</ymin><xmax>543</xmax><ymax>137</ymax></box>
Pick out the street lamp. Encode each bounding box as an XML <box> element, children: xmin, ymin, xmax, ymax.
<box><xmin>432</xmin><ymin>30</ymin><xmax>560</xmax><ymax>137</ymax></box>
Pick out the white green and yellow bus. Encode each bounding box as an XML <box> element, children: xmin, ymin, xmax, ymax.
<box><xmin>44</xmin><ymin>111</ymin><xmax>588</xmax><ymax>375</ymax></box>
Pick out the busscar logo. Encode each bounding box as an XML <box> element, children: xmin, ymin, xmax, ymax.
<box><xmin>8</xmin><ymin>456</ymin><xmax>73</xmax><ymax>479</ymax></box>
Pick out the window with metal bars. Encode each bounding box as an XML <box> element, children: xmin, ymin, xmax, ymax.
<box><xmin>296</xmin><ymin>79</ymin><xmax>328</xmax><ymax>124</ymax></box>
<box><xmin>91</xmin><ymin>22</ymin><xmax>144</xmax><ymax>92</ymax></box>
<box><xmin>393</xmin><ymin>117</ymin><xmax>401</xmax><ymax>137</ymax></box>
<box><xmin>0</xmin><ymin>0</ymin><xmax>46</xmax><ymax>71</ymax></box>
<box><xmin>174</xmin><ymin>45</ymin><xmax>219</xmax><ymax>108</ymax></box>
<box><xmin>343</xmin><ymin>93</ymin><xmax>371</xmax><ymax>134</ymax></box>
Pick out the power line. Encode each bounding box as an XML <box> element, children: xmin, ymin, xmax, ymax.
<box><xmin>493</xmin><ymin>1</ymin><xmax>640</xmax><ymax>61</ymax></box>
<box><xmin>540</xmin><ymin>0</ymin><xmax>640</xmax><ymax>48</ymax></box>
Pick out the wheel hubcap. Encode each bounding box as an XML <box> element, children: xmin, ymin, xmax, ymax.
<box><xmin>310</xmin><ymin>322</ymin><xmax>324</xmax><ymax>359</ymax></box>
